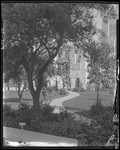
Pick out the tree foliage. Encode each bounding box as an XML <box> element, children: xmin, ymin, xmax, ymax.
<box><xmin>83</xmin><ymin>41</ymin><xmax>116</xmax><ymax>104</ymax></box>
<box><xmin>2</xmin><ymin>3</ymin><xmax>115</xmax><ymax>119</ymax></box>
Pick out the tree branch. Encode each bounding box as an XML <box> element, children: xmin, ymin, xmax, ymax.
<box><xmin>36</xmin><ymin>36</ymin><xmax>63</xmax><ymax>94</ymax></box>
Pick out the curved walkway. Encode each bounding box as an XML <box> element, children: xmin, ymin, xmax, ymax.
<box><xmin>50</xmin><ymin>91</ymin><xmax>79</xmax><ymax>107</ymax></box>
<box><xmin>49</xmin><ymin>91</ymin><xmax>92</xmax><ymax>125</ymax></box>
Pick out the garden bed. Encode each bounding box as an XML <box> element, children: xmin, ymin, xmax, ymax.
<box><xmin>3</xmin><ymin>102</ymin><xmax>114</xmax><ymax>146</ymax></box>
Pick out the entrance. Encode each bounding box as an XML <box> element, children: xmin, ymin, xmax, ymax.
<box><xmin>76</xmin><ymin>77</ymin><xmax>80</xmax><ymax>88</ymax></box>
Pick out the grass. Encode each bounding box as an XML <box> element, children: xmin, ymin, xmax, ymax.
<box><xmin>3</xmin><ymin>90</ymin><xmax>66</xmax><ymax>103</ymax></box>
<box><xmin>62</xmin><ymin>91</ymin><xmax>114</xmax><ymax>110</ymax></box>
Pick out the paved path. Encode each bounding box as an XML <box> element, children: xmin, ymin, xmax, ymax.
<box><xmin>49</xmin><ymin>91</ymin><xmax>92</xmax><ymax>125</ymax></box>
<box><xmin>50</xmin><ymin>91</ymin><xmax>79</xmax><ymax>107</ymax></box>
<box><xmin>3</xmin><ymin>126</ymin><xmax>78</xmax><ymax>146</ymax></box>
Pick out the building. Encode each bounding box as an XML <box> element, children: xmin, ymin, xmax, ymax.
<box><xmin>68</xmin><ymin>44</ymin><xmax>87</xmax><ymax>89</ymax></box>
<box><xmin>51</xmin><ymin>42</ymin><xmax>88</xmax><ymax>90</ymax></box>
<box><xmin>100</xmin><ymin>18</ymin><xmax>117</xmax><ymax>55</ymax></box>
<box><xmin>100</xmin><ymin>4</ymin><xmax>119</xmax><ymax>54</ymax></box>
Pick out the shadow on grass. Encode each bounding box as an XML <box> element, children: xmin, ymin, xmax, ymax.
<box><xmin>4</xmin><ymin>98</ymin><xmax>33</xmax><ymax>102</ymax></box>
<box><xmin>3</xmin><ymin>94</ymin><xmax>67</xmax><ymax>103</ymax></box>
<box><xmin>86</xmin><ymin>98</ymin><xmax>111</xmax><ymax>101</ymax></box>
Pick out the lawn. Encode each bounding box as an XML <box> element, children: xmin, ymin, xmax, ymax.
<box><xmin>62</xmin><ymin>91</ymin><xmax>114</xmax><ymax>111</ymax></box>
<box><xmin>3</xmin><ymin>90</ymin><xmax>66</xmax><ymax>103</ymax></box>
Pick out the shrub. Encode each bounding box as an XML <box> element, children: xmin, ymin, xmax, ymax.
<box><xmin>3</xmin><ymin>104</ymin><xmax>19</xmax><ymax>125</ymax></box>
<box><xmin>89</xmin><ymin>104</ymin><xmax>114</xmax><ymax>145</ymax></box>
<box><xmin>3</xmin><ymin>103</ymin><xmax>114</xmax><ymax>146</ymax></box>
<box><xmin>72</xmin><ymin>87</ymin><xmax>80</xmax><ymax>92</ymax></box>
<box><xmin>17</xmin><ymin>102</ymin><xmax>32</xmax><ymax>126</ymax></box>
<box><xmin>40</xmin><ymin>104</ymin><xmax>60</xmax><ymax>122</ymax></box>
<box><xmin>4</xmin><ymin>116</ymin><xmax>20</xmax><ymax>128</ymax></box>
<box><xmin>42</xmin><ymin>104</ymin><xmax>54</xmax><ymax>115</ymax></box>
<box><xmin>3</xmin><ymin>104</ymin><xmax>20</xmax><ymax>128</ymax></box>
<box><xmin>3</xmin><ymin>103</ymin><xmax>32</xmax><ymax>128</ymax></box>
<box><xmin>86</xmin><ymin>84</ymin><xmax>91</xmax><ymax>91</ymax></box>
<box><xmin>72</xmin><ymin>87</ymin><xmax>86</xmax><ymax>93</ymax></box>
<box><xmin>80</xmin><ymin>87</ymin><xmax>86</xmax><ymax>92</ymax></box>
<box><xmin>58</xmin><ymin>109</ymin><xmax>75</xmax><ymax>123</ymax></box>
<box><xmin>92</xmin><ymin>106</ymin><xmax>114</xmax><ymax>129</ymax></box>
<box><xmin>3</xmin><ymin>104</ymin><xmax>13</xmax><ymax>118</ymax></box>
<box><xmin>90</xmin><ymin>103</ymin><xmax>104</xmax><ymax>117</ymax></box>
<box><xmin>58</xmin><ymin>88</ymin><xmax>67</xmax><ymax>95</ymax></box>
<box><xmin>100</xmin><ymin>87</ymin><xmax>109</xmax><ymax>92</ymax></box>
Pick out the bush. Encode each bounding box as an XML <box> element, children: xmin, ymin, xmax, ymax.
<box><xmin>40</xmin><ymin>104</ymin><xmax>60</xmax><ymax>122</ymax></box>
<box><xmin>89</xmin><ymin>104</ymin><xmax>114</xmax><ymax>145</ymax></box>
<box><xmin>3</xmin><ymin>103</ymin><xmax>114</xmax><ymax>146</ymax></box>
<box><xmin>17</xmin><ymin>103</ymin><xmax>32</xmax><ymax>126</ymax></box>
<box><xmin>58</xmin><ymin>88</ymin><xmax>67</xmax><ymax>95</ymax></box>
<box><xmin>42</xmin><ymin>104</ymin><xmax>54</xmax><ymax>115</ymax></box>
<box><xmin>90</xmin><ymin>103</ymin><xmax>104</xmax><ymax>117</ymax></box>
<box><xmin>80</xmin><ymin>87</ymin><xmax>86</xmax><ymax>92</ymax></box>
<box><xmin>72</xmin><ymin>87</ymin><xmax>86</xmax><ymax>93</ymax></box>
<box><xmin>100</xmin><ymin>87</ymin><xmax>109</xmax><ymax>92</ymax></box>
<box><xmin>3</xmin><ymin>104</ymin><xmax>13</xmax><ymax>118</ymax></box>
<box><xmin>3</xmin><ymin>103</ymin><xmax>32</xmax><ymax>128</ymax></box>
<box><xmin>3</xmin><ymin>105</ymin><xmax>20</xmax><ymax>128</ymax></box>
<box><xmin>72</xmin><ymin>87</ymin><xmax>79</xmax><ymax>92</ymax></box>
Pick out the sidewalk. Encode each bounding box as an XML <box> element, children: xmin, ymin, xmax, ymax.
<box><xmin>3</xmin><ymin>126</ymin><xmax>78</xmax><ymax>146</ymax></box>
<box><xmin>50</xmin><ymin>91</ymin><xmax>79</xmax><ymax>107</ymax></box>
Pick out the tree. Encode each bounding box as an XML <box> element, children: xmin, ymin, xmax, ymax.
<box><xmin>83</xmin><ymin>41</ymin><xmax>116</xmax><ymax>105</ymax></box>
<box><xmin>2</xmin><ymin>3</ymin><xmax>76</xmax><ymax>119</ymax></box>
<box><xmin>4</xmin><ymin>64</ymin><xmax>28</xmax><ymax>101</ymax></box>
<box><xmin>2</xmin><ymin>3</ymin><xmax>114</xmax><ymax>119</ymax></box>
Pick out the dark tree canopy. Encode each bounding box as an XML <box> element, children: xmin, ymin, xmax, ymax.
<box><xmin>2</xmin><ymin>3</ymin><xmax>116</xmax><ymax>119</ymax></box>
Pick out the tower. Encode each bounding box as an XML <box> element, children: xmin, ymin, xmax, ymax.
<box><xmin>69</xmin><ymin>44</ymin><xmax>87</xmax><ymax>89</ymax></box>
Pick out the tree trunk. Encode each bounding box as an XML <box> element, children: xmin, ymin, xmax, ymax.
<box><xmin>55</xmin><ymin>77</ymin><xmax>58</xmax><ymax>91</ymax></box>
<box><xmin>63</xmin><ymin>78</ymin><xmax>65</xmax><ymax>89</ymax></box>
<box><xmin>69</xmin><ymin>78</ymin><xmax>71</xmax><ymax>90</ymax></box>
<box><xmin>96</xmin><ymin>83</ymin><xmax>100</xmax><ymax>105</ymax></box>
<box><xmin>18</xmin><ymin>83</ymin><xmax>27</xmax><ymax>101</ymax></box>
<box><xmin>18</xmin><ymin>85</ymin><xmax>22</xmax><ymax>101</ymax></box>
<box><xmin>32</xmin><ymin>93</ymin><xmax>41</xmax><ymax>120</ymax></box>
<box><xmin>7</xmin><ymin>85</ymin><xmax>10</xmax><ymax>91</ymax></box>
<box><xmin>28</xmin><ymin>74</ymin><xmax>44</xmax><ymax>120</ymax></box>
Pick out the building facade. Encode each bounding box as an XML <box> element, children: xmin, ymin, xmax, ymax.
<box><xmin>101</xmin><ymin>18</ymin><xmax>117</xmax><ymax>54</ymax></box>
<box><xmin>69</xmin><ymin>44</ymin><xmax>87</xmax><ymax>89</ymax></box>
<box><xmin>52</xmin><ymin>42</ymin><xmax>88</xmax><ymax>90</ymax></box>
